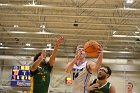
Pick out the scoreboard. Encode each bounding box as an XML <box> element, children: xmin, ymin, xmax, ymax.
<box><xmin>11</xmin><ymin>66</ymin><xmax>31</xmax><ymax>87</ymax></box>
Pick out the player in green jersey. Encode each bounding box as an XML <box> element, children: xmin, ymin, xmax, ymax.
<box><xmin>29</xmin><ymin>36</ymin><xmax>64</xmax><ymax>93</ymax></box>
<box><xmin>88</xmin><ymin>66</ymin><xmax>116</xmax><ymax>93</ymax></box>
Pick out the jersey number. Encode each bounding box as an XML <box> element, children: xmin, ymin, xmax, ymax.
<box><xmin>73</xmin><ymin>72</ymin><xmax>79</xmax><ymax>80</ymax></box>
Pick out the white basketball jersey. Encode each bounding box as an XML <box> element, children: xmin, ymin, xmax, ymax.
<box><xmin>72</xmin><ymin>61</ymin><xmax>91</xmax><ymax>93</ymax></box>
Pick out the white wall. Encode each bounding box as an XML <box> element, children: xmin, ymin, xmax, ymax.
<box><xmin>0</xmin><ymin>58</ymin><xmax>140</xmax><ymax>93</ymax></box>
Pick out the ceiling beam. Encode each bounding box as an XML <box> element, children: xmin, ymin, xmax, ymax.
<box><xmin>0</xmin><ymin>20</ymin><xmax>139</xmax><ymax>26</ymax></box>
<box><xmin>0</xmin><ymin>3</ymin><xmax>140</xmax><ymax>11</ymax></box>
<box><xmin>0</xmin><ymin>13</ymin><xmax>140</xmax><ymax>20</ymax></box>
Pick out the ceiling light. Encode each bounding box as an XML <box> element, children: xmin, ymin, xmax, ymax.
<box><xmin>11</xmin><ymin>31</ymin><xmax>27</xmax><ymax>34</ymax></box>
<box><xmin>103</xmin><ymin>50</ymin><xmax>112</xmax><ymax>53</ymax></box>
<box><xmin>40</xmin><ymin>25</ymin><xmax>45</xmax><ymax>28</ymax></box>
<box><xmin>23</xmin><ymin>48</ymin><xmax>36</xmax><ymax>50</ymax></box>
<box><xmin>7</xmin><ymin>31</ymin><xmax>54</xmax><ymax>35</ymax></box>
<box><xmin>47</xmin><ymin>43</ymin><xmax>52</xmax><ymax>49</ymax></box>
<box><xmin>14</xmin><ymin>25</ymin><xmax>19</xmax><ymax>27</ymax></box>
<box><xmin>47</xmin><ymin>44</ymin><xmax>51</xmax><ymax>47</ymax></box>
<box><xmin>0</xmin><ymin>4</ymin><xmax>9</xmax><ymax>6</ymax></box>
<box><xmin>135</xmin><ymin>32</ymin><xmax>139</xmax><ymax>34</ymax></box>
<box><xmin>113</xmin><ymin>35</ymin><xmax>140</xmax><ymax>38</ymax></box>
<box><xmin>0</xmin><ymin>47</ymin><xmax>9</xmax><ymax>49</ymax></box>
<box><xmin>126</xmin><ymin>0</ymin><xmax>134</xmax><ymax>3</ymax></box>
<box><xmin>43</xmin><ymin>48</ymin><xmax>54</xmax><ymax>50</ymax></box>
<box><xmin>26</xmin><ymin>43</ymin><xmax>31</xmax><ymax>46</ymax></box>
<box><xmin>113</xmin><ymin>35</ymin><xmax>127</xmax><ymax>37</ymax></box>
<box><xmin>42</xmin><ymin>25</ymin><xmax>45</xmax><ymax>29</ymax></box>
<box><xmin>119</xmin><ymin>51</ymin><xmax>131</xmax><ymax>53</ymax></box>
<box><xmin>103</xmin><ymin>50</ymin><xmax>131</xmax><ymax>54</ymax></box>
<box><xmin>0</xmin><ymin>43</ymin><xmax>3</xmax><ymax>45</ymax></box>
<box><xmin>113</xmin><ymin>31</ymin><xmax>116</xmax><ymax>35</ymax></box>
<box><xmin>29</xmin><ymin>0</ymin><xmax>37</xmax><ymax>5</ymax></box>
<box><xmin>36</xmin><ymin>32</ymin><xmax>54</xmax><ymax>35</ymax></box>
<box><xmin>24</xmin><ymin>4</ymin><xmax>46</xmax><ymax>7</ymax></box>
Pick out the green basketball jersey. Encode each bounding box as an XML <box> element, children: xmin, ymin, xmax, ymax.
<box><xmin>30</xmin><ymin>62</ymin><xmax>53</xmax><ymax>93</ymax></box>
<box><xmin>90</xmin><ymin>81</ymin><xmax>111</xmax><ymax>93</ymax></box>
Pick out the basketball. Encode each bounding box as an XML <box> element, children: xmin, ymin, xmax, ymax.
<box><xmin>84</xmin><ymin>40</ymin><xmax>101</xmax><ymax>57</ymax></box>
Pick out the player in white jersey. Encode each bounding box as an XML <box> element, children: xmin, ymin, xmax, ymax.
<box><xmin>65</xmin><ymin>45</ymin><xmax>103</xmax><ymax>93</ymax></box>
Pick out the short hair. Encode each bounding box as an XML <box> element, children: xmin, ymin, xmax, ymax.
<box><xmin>128</xmin><ymin>82</ymin><xmax>133</xmax><ymax>88</ymax></box>
<box><xmin>33</xmin><ymin>52</ymin><xmax>41</xmax><ymax>62</ymax></box>
<box><xmin>76</xmin><ymin>45</ymin><xmax>84</xmax><ymax>50</ymax></box>
<box><xmin>76</xmin><ymin>45</ymin><xmax>84</xmax><ymax>53</ymax></box>
<box><xmin>101</xmin><ymin>65</ymin><xmax>112</xmax><ymax>77</ymax></box>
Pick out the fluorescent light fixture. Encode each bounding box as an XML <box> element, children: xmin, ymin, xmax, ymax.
<box><xmin>113</xmin><ymin>35</ymin><xmax>140</xmax><ymax>38</ymax></box>
<box><xmin>26</xmin><ymin>43</ymin><xmax>31</xmax><ymax>46</ymax></box>
<box><xmin>23</xmin><ymin>48</ymin><xmax>35</xmax><ymax>50</ymax></box>
<box><xmin>119</xmin><ymin>51</ymin><xmax>131</xmax><ymax>53</ymax></box>
<box><xmin>23</xmin><ymin>4</ymin><xmax>46</xmax><ymax>7</ymax></box>
<box><xmin>43</xmin><ymin>48</ymin><xmax>54</xmax><ymax>50</ymax></box>
<box><xmin>0</xmin><ymin>47</ymin><xmax>54</xmax><ymax>51</ymax></box>
<box><xmin>0</xmin><ymin>47</ymin><xmax>9</xmax><ymax>49</ymax></box>
<box><xmin>103</xmin><ymin>50</ymin><xmax>132</xmax><ymax>54</ymax></box>
<box><xmin>113</xmin><ymin>35</ymin><xmax>127</xmax><ymax>37</ymax></box>
<box><xmin>135</xmin><ymin>32</ymin><xmax>139</xmax><ymax>34</ymax></box>
<box><xmin>126</xmin><ymin>0</ymin><xmax>133</xmax><ymax>3</ymax></box>
<box><xmin>7</xmin><ymin>31</ymin><xmax>54</xmax><ymax>34</ymax></box>
<box><xmin>103</xmin><ymin>50</ymin><xmax>112</xmax><ymax>53</ymax></box>
<box><xmin>10</xmin><ymin>31</ymin><xmax>27</xmax><ymax>34</ymax></box>
<box><xmin>36</xmin><ymin>32</ymin><xmax>54</xmax><ymax>34</ymax></box>
<box><xmin>0</xmin><ymin>4</ymin><xmax>9</xmax><ymax>6</ymax></box>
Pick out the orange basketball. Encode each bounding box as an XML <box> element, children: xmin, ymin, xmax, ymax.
<box><xmin>84</xmin><ymin>40</ymin><xmax>101</xmax><ymax>57</ymax></box>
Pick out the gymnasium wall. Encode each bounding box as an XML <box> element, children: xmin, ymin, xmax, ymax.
<box><xmin>0</xmin><ymin>58</ymin><xmax>140</xmax><ymax>93</ymax></box>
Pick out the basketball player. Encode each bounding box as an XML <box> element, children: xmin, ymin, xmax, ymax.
<box><xmin>127</xmin><ymin>82</ymin><xmax>133</xmax><ymax>93</ymax></box>
<box><xmin>65</xmin><ymin>44</ymin><xmax>103</xmax><ymax>93</ymax></box>
<box><xmin>30</xmin><ymin>36</ymin><xmax>64</xmax><ymax>93</ymax></box>
<box><xmin>88</xmin><ymin>65</ymin><xmax>116</xmax><ymax>93</ymax></box>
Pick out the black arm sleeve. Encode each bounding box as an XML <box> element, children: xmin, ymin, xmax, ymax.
<box><xmin>90</xmin><ymin>79</ymin><xmax>97</xmax><ymax>86</ymax></box>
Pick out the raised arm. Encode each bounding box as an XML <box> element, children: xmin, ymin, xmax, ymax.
<box><xmin>49</xmin><ymin>36</ymin><xmax>64</xmax><ymax>66</ymax></box>
<box><xmin>65</xmin><ymin>50</ymin><xmax>81</xmax><ymax>73</ymax></box>
<box><xmin>65</xmin><ymin>57</ymin><xmax>77</xmax><ymax>73</ymax></box>
<box><xmin>88</xmin><ymin>47</ymin><xmax>103</xmax><ymax>73</ymax></box>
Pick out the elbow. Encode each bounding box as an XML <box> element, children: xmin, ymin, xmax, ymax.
<box><xmin>65</xmin><ymin>68</ymin><xmax>71</xmax><ymax>73</ymax></box>
<box><xmin>65</xmin><ymin>69</ymin><xmax>69</xmax><ymax>73</ymax></box>
<box><xmin>65</xmin><ymin>65</ymin><xmax>69</xmax><ymax>73</ymax></box>
<box><xmin>30</xmin><ymin>65</ymin><xmax>37</xmax><ymax>72</ymax></box>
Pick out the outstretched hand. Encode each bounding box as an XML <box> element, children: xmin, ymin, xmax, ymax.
<box><xmin>55</xmin><ymin>36</ymin><xmax>64</xmax><ymax>46</ymax></box>
<box><xmin>38</xmin><ymin>50</ymin><xmax>46</xmax><ymax>61</ymax></box>
<box><xmin>97</xmin><ymin>44</ymin><xmax>103</xmax><ymax>54</ymax></box>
